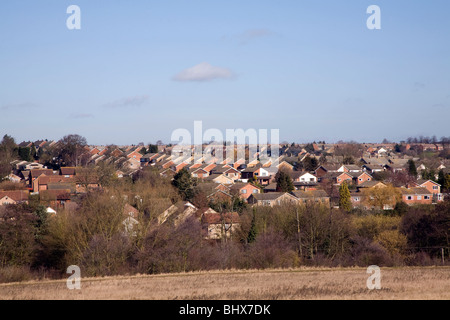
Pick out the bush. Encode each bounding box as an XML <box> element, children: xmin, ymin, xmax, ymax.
<box><xmin>0</xmin><ymin>266</ymin><xmax>33</xmax><ymax>284</ymax></box>
<box><xmin>245</xmin><ymin>229</ymin><xmax>299</xmax><ymax>269</ymax></box>
<box><xmin>346</xmin><ymin>236</ymin><xmax>393</xmax><ymax>267</ymax></box>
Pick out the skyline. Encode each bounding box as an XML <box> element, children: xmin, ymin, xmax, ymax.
<box><xmin>1</xmin><ymin>1</ymin><xmax>450</xmax><ymax>145</ymax></box>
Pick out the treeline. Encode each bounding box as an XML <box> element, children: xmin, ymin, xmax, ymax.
<box><xmin>0</xmin><ymin>168</ymin><xmax>449</xmax><ymax>283</ymax></box>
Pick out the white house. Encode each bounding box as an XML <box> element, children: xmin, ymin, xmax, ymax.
<box><xmin>298</xmin><ymin>172</ymin><xmax>317</xmax><ymax>183</ymax></box>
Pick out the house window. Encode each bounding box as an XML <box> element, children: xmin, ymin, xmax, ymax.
<box><xmin>407</xmin><ymin>196</ymin><xmax>413</xmax><ymax>200</ymax></box>
<box><xmin>424</xmin><ymin>196</ymin><xmax>430</xmax><ymax>200</ymax></box>
<box><xmin>417</xmin><ymin>196</ymin><xmax>422</xmax><ymax>200</ymax></box>
<box><xmin>354</xmin><ymin>197</ymin><xmax>360</xmax><ymax>202</ymax></box>
<box><xmin>301</xmin><ymin>178</ymin><xmax>305</xmax><ymax>181</ymax></box>
<box><xmin>241</xmin><ymin>189</ymin><xmax>247</xmax><ymax>194</ymax></box>
<box><xmin>433</xmin><ymin>186</ymin><xmax>438</xmax><ymax>190</ymax></box>
<box><xmin>310</xmin><ymin>178</ymin><xmax>314</xmax><ymax>182</ymax></box>
<box><xmin>253</xmin><ymin>189</ymin><xmax>258</xmax><ymax>193</ymax></box>
<box><xmin>359</xmin><ymin>178</ymin><xmax>362</xmax><ymax>181</ymax></box>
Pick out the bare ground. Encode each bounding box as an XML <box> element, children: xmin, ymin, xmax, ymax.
<box><xmin>0</xmin><ymin>266</ymin><xmax>448</xmax><ymax>300</ymax></box>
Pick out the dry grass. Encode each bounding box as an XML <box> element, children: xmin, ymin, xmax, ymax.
<box><xmin>0</xmin><ymin>266</ymin><xmax>448</xmax><ymax>300</ymax></box>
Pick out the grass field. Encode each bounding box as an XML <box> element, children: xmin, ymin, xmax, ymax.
<box><xmin>0</xmin><ymin>266</ymin><xmax>449</xmax><ymax>300</ymax></box>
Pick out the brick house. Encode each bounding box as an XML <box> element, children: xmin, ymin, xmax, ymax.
<box><xmin>291</xmin><ymin>190</ymin><xmax>330</xmax><ymax>205</ymax></box>
<box><xmin>248</xmin><ymin>192</ymin><xmax>298</xmax><ymax>207</ymax></box>
<box><xmin>0</xmin><ymin>190</ymin><xmax>29</xmax><ymax>206</ymax></box>
<box><xmin>399</xmin><ymin>187</ymin><xmax>433</xmax><ymax>205</ymax></box>
<box><xmin>351</xmin><ymin>172</ymin><xmax>373</xmax><ymax>185</ymax></box>
<box><xmin>415</xmin><ymin>179</ymin><xmax>443</xmax><ymax>202</ymax></box>
<box><xmin>229</xmin><ymin>183</ymin><xmax>261</xmax><ymax>200</ymax></box>
<box><xmin>60</xmin><ymin>167</ymin><xmax>76</xmax><ymax>178</ymax></box>
<box><xmin>201</xmin><ymin>211</ymin><xmax>240</xmax><ymax>240</ymax></box>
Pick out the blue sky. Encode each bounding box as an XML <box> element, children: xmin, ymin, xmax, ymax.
<box><xmin>1</xmin><ymin>0</ymin><xmax>449</xmax><ymax>145</ymax></box>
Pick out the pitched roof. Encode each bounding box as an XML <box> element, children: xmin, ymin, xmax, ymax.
<box><xmin>250</xmin><ymin>192</ymin><xmax>290</xmax><ymax>201</ymax></box>
<box><xmin>30</xmin><ymin>169</ymin><xmax>55</xmax><ymax>179</ymax></box>
<box><xmin>201</xmin><ymin>212</ymin><xmax>240</xmax><ymax>224</ymax></box>
<box><xmin>291</xmin><ymin>190</ymin><xmax>329</xmax><ymax>199</ymax></box>
<box><xmin>0</xmin><ymin>190</ymin><xmax>29</xmax><ymax>201</ymax></box>
<box><xmin>400</xmin><ymin>187</ymin><xmax>432</xmax><ymax>195</ymax></box>
<box><xmin>40</xmin><ymin>189</ymin><xmax>71</xmax><ymax>200</ymax></box>
<box><xmin>417</xmin><ymin>179</ymin><xmax>441</xmax><ymax>186</ymax></box>
<box><xmin>60</xmin><ymin>167</ymin><xmax>76</xmax><ymax>175</ymax></box>
<box><xmin>357</xmin><ymin>181</ymin><xmax>386</xmax><ymax>188</ymax></box>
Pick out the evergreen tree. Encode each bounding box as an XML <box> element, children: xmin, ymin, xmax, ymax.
<box><xmin>30</xmin><ymin>144</ymin><xmax>37</xmax><ymax>160</ymax></box>
<box><xmin>172</xmin><ymin>168</ymin><xmax>197</xmax><ymax>201</ymax></box>
<box><xmin>438</xmin><ymin>169</ymin><xmax>445</xmax><ymax>187</ymax></box>
<box><xmin>338</xmin><ymin>182</ymin><xmax>352</xmax><ymax>212</ymax></box>
<box><xmin>247</xmin><ymin>209</ymin><xmax>257</xmax><ymax>244</ymax></box>
<box><xmin>18</xmin><ymin>147</ymin><xmax>31</xmax><ymax>161</ymax></box>
<box><xmin>302</xmin><ymin>156</ymin><xmax>318</xmax><ymax>172</ymax></box>
<box><xmin>275</xmin><ymin>170</ymin><xmax>294</xmax><ymax>192</ymax></box>
<box><xmin>407</xmin><ymin>159</ymin><xmax>417</xmax><ymax>178</ymax></box>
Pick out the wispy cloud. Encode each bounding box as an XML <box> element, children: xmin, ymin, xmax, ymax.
<box><xmin>69</xmin><ymin>113</ymin><xmax>94</xmax><ymax>119</ymax></box>
<box><xmin>1</xmin><ymin>102</ymin><xmax>38</xmax><ymax>110</ymax></box>
<box><xmin>173</xmin><ymin>62</ymin><xmax>234</xmax><ymax>82</ymax></box>
<box><xmin>222</xmin><ymin>28</ymin><xmax>275</xmax><ymax>45</ymax></box>
<box><xmin>238</xmin><ymin>29</ymin><xmax>274</xmax><ymax>45</ymax></box>
<box><xmin>413</xmin><ymin>82</ymin><xmax>426</xmax><ymax>92</ymax></box>
<box><xmin>103</xmin><ymin>95</ymin><xmax>150</xmax><ymax>108</ymax></box>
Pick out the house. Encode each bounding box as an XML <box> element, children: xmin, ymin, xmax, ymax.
<box><xmin>314</xmin><ymin>164</ymin><xmax>340</xmax><ymax>178</ymax></box>
<box><xmin>263</xmin><ymin>183</ymin><xmax>278</xmax><ymax>193</ymax></box>
<box><xmin>415</xmin><ymin>179</ymin><xmax>441</xmax><ymax>195</ymax></box>
<box><xmin>277</xmin><ymin>160</ymin><xmax>294</xmax><ymax>172</ymax></box>
<box><xmin>60</xmin><ymin>167</ymin><xmax>76</xmax><ymax>178</ymax></box>
<box><xmin>240</xmin><ymin>166</ymin><xmax>260</xmax><ymax>181</ymax></box>
<box><xmin>350</xmin><ymin>192</ymin><xmax>364</xmax><ymax>207</ymax></box>
<box><xmin>229</xmin><ymin>183</ymin><xmax>261</xmax><ymax>200</ymax></box>
<box><xmin>205</xmin><ymin>173</ymin><xmax>234</xmax><ymax>185</ymax></box>
<box><xmin>293</xmin><ymin>172</ymin><xmax>317</xmax><ymax>183</ymax></box>
<box><xmin>362</xmin><ymin>164</ymin><xmax>385</xmax><ymax>174</ymax></box>
<box><xmin>190</xmin><ymin>166</ymin><xmax>210</xmax><ymax>179</ymax></box>
<box><xmin>383</xmin><ymin>163</ymin><xmax>406</xmax><ymax>173</ymax></box>
<box><xmin>399</xmin><ymin>187</ymin><xmax>433</xmax><ymax>205</ymax></box>
<box><xmin>334</xmin><ymin>172</ymin><xmax>354</xmax><ymax>185</ymax></box>
<box><xmin>356</xmin><ymin>181</ymin><xmax>386</xmax><ymax>191</ymax></box>
<box><xmin>290</xmin><ymin>171</ymin><xmax>318</xmax><ymax>191</ymax></box>
<box><xmin>140</xmin><ymin>153</ymin><xmax>158</xmax><ymax>166</ymax></box>
<box><xmin>4</xmin><ymin>173</ymin><xmax>22</xmax><ymax>183</ymax></box>
<box><xmin>291</xmin><ymin>190</ymin><xmax>330</xmax><ymax>205</ymax></box>
<box><xmin>30</xmin><ymin>169</ymin><xmax>55</xmax><ymax>183</ymax></box>
<box><xmin>0</xmin><ymin>190</ymin><xmax>29</xmax><ymax>206</ymax></box>
<box><xmin>39</xmin><ymin>189</ymin><xmax>71</xmax><ymax>209</ymax></box>
<box><xmin>201</xmin><ymin>210</ymin><xmax>241</xmax><ymax>240</ymax></box>
<box><xmin>157</xmin><ymin>201</ymin><xmax>198</xmax><ymax>226</ymax></box>
<box><xmin>33</xmin><ymin>174</ymin><xmax>73</xmax><ymax>193</ymax></box>
<box><xmin>211</xmin><ymin>165</ymin><xmax>241</xmax><ymax>181</ymax></box>
<box><xmin>337</xmin><ymin>165</ymin><xmax>362</xmax><ymax>173</ymax></box>
<box><xmin>415</xmin><ymin>179</ymin><xmax>443</xmax><ymax>202</ymax></box>
<box><xmin>351</xmin><ymin>172</ymin><xmax>373</xmax><ymax>185</ymax></box>
<box><xmin>122</xmin><ymin>203</ymin><xmax>139</xmax><ymax>236</ymax></box>
<box><xmin>247</xmin><ymin>192</ymin><xmax>299</xmax><ymax>207</ymax></box>
<box><xmin>126</xmin><ymin>150</ymin><xmax>143</xmax><ymax>162</ymax></box>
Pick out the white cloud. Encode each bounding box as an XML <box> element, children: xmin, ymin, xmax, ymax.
<box><xmin>70</xmin><ymin>113</ymin><xmax>94</xmax><ymax>119</ymax></box>
<box><xmin>1</xmin><ymin>102</ymin><xmax>38</xmax><ymax>110</ymax></box>
<box><xmin>239</xmin><ymin>29</ymin><xmax>273</xmax><ymax>44</ymax></box>
<box><xmin>172</xmin><ymin>62</ymin><xmax>234</xmax><ymax>82</ymax></box>
<box><xmin>103</xmin><ymin>95</ymin><xmax>150</xmax><ymax>108</ymax></box>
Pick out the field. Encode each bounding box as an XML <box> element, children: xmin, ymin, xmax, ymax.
<box><xmin>0</xmin><ymin>266</ymin><xmax>449</xmax><ymax>300</ymax></box>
